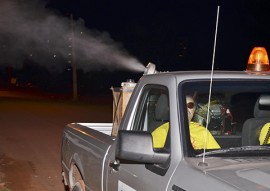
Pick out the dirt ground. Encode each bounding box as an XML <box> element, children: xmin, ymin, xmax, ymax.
<box><xmin>0</xmin><ymin>93</ymin><xmax>112</xmax><ymax>191</ymax></box>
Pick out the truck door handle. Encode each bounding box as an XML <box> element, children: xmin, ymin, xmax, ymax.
<box><xmin>172</xmin><ymin>184</ymin><xmax>185</xmax><ymax>191</ymax></box>
<box><xmin>109</xmin><ymin>159</ymin><xmax>120</xmax><ymax>171</ymax></box>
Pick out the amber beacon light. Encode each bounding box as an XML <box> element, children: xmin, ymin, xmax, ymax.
<box><xmin>247</xmin><ymin>47</ymin><xmax>269</xmax><ymax>71</ymax></box>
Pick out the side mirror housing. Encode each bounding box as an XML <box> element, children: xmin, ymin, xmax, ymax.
<box><xmin>116</xmin><ymin>130</ymin><xmax>170</xmax><ymax>164</ymax></box>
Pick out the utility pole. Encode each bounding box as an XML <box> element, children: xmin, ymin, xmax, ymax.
<box><xmin>70</xmin><ymin>14</ymin><xmax>78</xmax><ymax>100</ymax></box>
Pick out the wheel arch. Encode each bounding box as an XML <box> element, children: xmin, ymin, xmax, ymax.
<box><xmin>69</xmin><ymin>153</ymin><xmax>86</xmax><ymax>189</ymax></box>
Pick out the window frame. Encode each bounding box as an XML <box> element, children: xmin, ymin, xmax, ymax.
<box><xmin>129</xmin><ymin>84</ymin><xmax>171</xmax><ymax>175</ymax></box>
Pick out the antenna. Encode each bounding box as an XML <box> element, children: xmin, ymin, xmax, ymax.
<box><xmin>202</xmin><ymin>6</ymin><xmax>220</xmax><ymax>164</ymax></box>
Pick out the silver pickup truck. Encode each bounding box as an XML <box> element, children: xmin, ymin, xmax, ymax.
<box><xmin>61</xmin><ymin>61</ymin><xmax>270</xmax><ymax>191</ymax></box>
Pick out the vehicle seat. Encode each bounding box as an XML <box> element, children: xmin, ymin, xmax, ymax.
<box><xmin>242</xmin><ymin>95</ymin><xmax>270</xmax><ymax>146</ymax></box>
<box><xmin>149</xmin><ymin>94</ymin><xmax>169</xmax><ymax>133</ymax></box>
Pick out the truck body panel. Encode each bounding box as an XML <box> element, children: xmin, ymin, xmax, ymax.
<box><xmin>61</xmin><ymin>70</ymin><xmax>270</xmax><ymax>191</ymax></box>
<box><xmin>62</xmin><ymin>123</ymin><xmax>114</xmax><ymax>190</ymax></box>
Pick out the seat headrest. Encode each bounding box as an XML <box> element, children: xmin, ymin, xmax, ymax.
<box><xmin>254</xmin><ymin>95</ymin><xmax>270</xmax><ymax>118</ymax></box>
<box><xmin>155</xmin><ymin>94</ymin><xmax>169</xmax><ymax>121</ymax></box>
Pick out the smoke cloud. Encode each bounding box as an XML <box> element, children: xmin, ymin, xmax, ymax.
<box><xmin>0</xmin><ymin>0</ymin><xmax>146</xmax><ymax>73</ymax></box>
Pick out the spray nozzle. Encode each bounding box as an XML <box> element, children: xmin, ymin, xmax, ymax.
<box><xmin>143</xmin><ymin>62</ymin><xmax>158</xmax><ymax>75</ymax></box>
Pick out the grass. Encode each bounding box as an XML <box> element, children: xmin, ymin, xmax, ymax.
<box><xmin>0</xmin><ymin>183</ymin><xmax>10</xmax><ymax>191</ymax></box>
<box><xmin>0</xmin><ymin>188</ymin><xmax>10</xmax><ymax>191</ymax></box>
<box><xmin>0</xmin><ymin>177</ymin><xmax>10</xmax><ymax>191</ymax></box>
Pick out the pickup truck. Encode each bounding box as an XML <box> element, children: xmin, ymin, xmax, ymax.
<box><xmin>61</xmin><ymin>60</ymin><xmax>270</xmax><ymax>191</ymax></box>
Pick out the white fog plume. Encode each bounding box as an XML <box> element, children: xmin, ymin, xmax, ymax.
<box><xmin>0</xmin><ymin>0</ymin><xmax>145</xmax><ymax>72</ymax></box>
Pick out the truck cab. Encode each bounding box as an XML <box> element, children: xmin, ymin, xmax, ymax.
<box><xmin>108</xmin><ymin>70</ymin><xmax>270</xmax><ymax>191</ymax></box>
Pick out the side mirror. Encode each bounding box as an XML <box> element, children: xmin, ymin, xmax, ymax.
<box><xmin>116</xmin><ymin>130</ymin><xmax>170</xmax><ymax>164</ymax></box>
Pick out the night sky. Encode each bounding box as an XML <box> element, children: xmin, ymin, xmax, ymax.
<box><xmin>46</xmin><ymin>0</ymin><xmax>270</xmax><ymax>70</ymax></box>
<box><xmin>1</xmin><ymin>0</ymin><xmax>270</xmax><ymax>95</ymax></box>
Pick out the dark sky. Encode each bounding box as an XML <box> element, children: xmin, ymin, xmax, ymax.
<box><xmin>1</xmin><ymin>0</ymin><xmax>270</xmax><ymax>95</ymax></box>
<box><xmin>46</xmin><ymin>0</ymin><xmax>270</xmax><ymax>71</ymax></box>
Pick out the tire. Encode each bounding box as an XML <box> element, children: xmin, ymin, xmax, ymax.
<box><xmin>72</xmin><ymin>180</ymin><xmax>85</xmax><ymax>191</ymax></box>
<box><xmin>71</xmin><ymin>166</ymin><xmax>85</xmax><ymax>191</ymax></box>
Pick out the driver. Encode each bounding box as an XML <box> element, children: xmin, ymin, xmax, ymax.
<box><xmin>152</xmin><ymin>95</ymin><xmax>220</xmax><ymax>150</ymax></box>
<box><xmin>259</xmin><ymin>122</ymin><xmax>270</xmax><ymax>145</ymax></box>
<box><xmin>187</xmin><ymin>95</ymin><xmax>220</xmax><ymax>150</ymax></box>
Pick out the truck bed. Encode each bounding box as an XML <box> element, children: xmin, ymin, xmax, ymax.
<box><xmin>76</xmin><ymin>123</ymin><xmax>113</xmax><ymax>135</ymax></box>
<box><xmin>61</xmin><ymin>123</ymin><xmax>115</xmax><ymax>190</ymax></box>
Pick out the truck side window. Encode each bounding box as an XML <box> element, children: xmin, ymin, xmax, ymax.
<box><xmin>132</xmin><ymin>85</ymin><xmax>170</xmax><ymax>149</ymax></box>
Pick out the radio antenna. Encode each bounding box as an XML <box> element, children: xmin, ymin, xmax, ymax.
<box><xmin>202</xmin><ymin>6</ymin><xmax>220</xmax><ymax>164</ymax></box>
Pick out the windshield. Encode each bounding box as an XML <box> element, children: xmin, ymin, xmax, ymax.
<box><xmin>180</xmin><ymin>80</ymin><xmax>270</xmax><ymax>157</ymax></box>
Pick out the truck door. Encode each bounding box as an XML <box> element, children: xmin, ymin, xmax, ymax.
<box><xmin>107</xmin><ymin>84</ymin><xmax>177</xmax><ymax>191</ymax></box>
